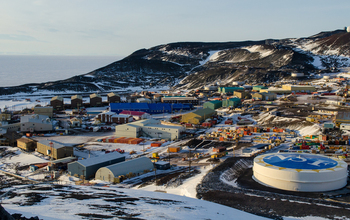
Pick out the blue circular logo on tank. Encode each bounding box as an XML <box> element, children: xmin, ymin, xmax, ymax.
<box><xmin>263</xmin><ymin>154</ymin><xmax>338</xmax><ymax>169</ymax></box>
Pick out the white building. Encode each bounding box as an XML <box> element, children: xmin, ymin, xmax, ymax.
<box><xmin>20</xmin><ymin>114</ymin><xmax>53</xmax><ymax>133</ymax></box>
<box><xmin>115</xmin><ymin>119</ymin><xmax>185</xmax><ymax>140</ymax></box>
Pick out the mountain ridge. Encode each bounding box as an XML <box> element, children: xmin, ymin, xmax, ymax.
<box><xmin>1</xmin><ymin>29</ymin><xmax>349</xmax><ymax>95</ymax></box>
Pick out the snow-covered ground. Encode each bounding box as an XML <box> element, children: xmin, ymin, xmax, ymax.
<box><xmin>1</xmin><ymin>184</ymin><xmax>268</xmax><ymax>220</ymax></box>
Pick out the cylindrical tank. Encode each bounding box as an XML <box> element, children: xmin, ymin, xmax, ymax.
<box><xmin>291</xmin><ymin>73</ymin><xmax>304</xmax><ymax>77</ymax></box>
<box><xmin>347</xmin><ymin>26</ymin><xmax>350</xmax><ymax>33</ymax></box>
<box><xmin>253</xmin><ymin>153</ymin><xmax>348</xmax><ymax>192</ymax></box>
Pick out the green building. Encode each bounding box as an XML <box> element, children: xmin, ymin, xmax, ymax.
<box><xmin>203</xmin><ymin>100</ymin><xmax>222</xmax><ymax>110</ymax></box>
<box><xmin>218</xmin><ymin>87</ymin><xmax>244</xmax><ymax>94</ymax></box>
<box><xmin>252</xmin><ymin>85</ymin><xmax>268</xmax><ymax>91</ymax></box>
<box><xmin>222</xmin><ymin>98</ymin><xmax>241</xmax><ymax>108</ymax></box>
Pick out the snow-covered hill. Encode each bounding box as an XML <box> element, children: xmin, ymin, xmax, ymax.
<box><xmin>1</xmin><ymin>29</ymin><xmax>350</xmax><ymax>95</ymax></box>
<box><xmin>1</xmin><ymin>184</ymin><xmax>267</xmax><ymax>220</ymax></box>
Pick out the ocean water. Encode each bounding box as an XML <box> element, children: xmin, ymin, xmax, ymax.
<box><xmin>0</xmin><ymin>55</ymin><xmax>122</xmax><ymax>87</ymax></box>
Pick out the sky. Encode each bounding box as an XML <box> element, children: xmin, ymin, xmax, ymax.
<box><xmin>1</xmin><ymin>0</ymin><xmax>349</xmax><ymax>57</ymax></box>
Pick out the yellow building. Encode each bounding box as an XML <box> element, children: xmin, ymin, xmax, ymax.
<box><xmin>181</xmin><ymin>108</ymin><xmax>215</xmax><ymax>124</ymax></box>
<box><xmin>281</xmin><ymin>85</ymin><xmax>316</xmax><ymax>93</ymax></box>
<box><xmin>17</xmin><ymin>137</ymin><xmax>37</xmax><ymax>151</ymax></box>
<box><xmin>37</xmin><ymin>140</ymin><xmax>73</xmax><ymax>159</ymax></box>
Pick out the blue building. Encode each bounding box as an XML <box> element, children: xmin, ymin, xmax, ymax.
<box><xmin>110</xmin><ymin>103</ymin><xmax>193</xmax><ymax>114</ymax></box>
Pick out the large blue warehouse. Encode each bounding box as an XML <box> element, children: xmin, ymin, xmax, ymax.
<box><xmin>110</xmin><ymin>103</ymin><xmax>193</xmax><ymax>114</ymax></box>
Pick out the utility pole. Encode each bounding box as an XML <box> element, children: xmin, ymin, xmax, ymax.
<box><xmin>188</xmin><ymin>149</ymin><xmax>192</xmax><ymax>173</ymax></box>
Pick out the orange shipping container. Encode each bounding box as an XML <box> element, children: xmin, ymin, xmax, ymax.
<box><xmin>129</xmin><ymin>138</ymin><xmax>144</xmax><ymax>144</ymax></box>
<box><xmin>151</xmin><ymin>142</ymin><xmax>163</xmax><ymax>147</ymax></box>
<box><xmin>219</xmin><ymin>137</ymin><xmax>224</xmax><ymax>141</ymax></box>
<box><xmin>168</xmin><ymin>146</ymin><xmax>180</xmax><ymax>153</ymax></box>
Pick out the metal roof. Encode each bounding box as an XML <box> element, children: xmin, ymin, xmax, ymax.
<box><xmin>71</xmin><ymin>95</ymin><xmax>83</xmax><ymax>100</ymax></box>
<box><xmin>336</xmin><ymin>112</ymin><xmax>350</xmax><ymax>121</ymax></box>
<box><xmin>101</xmin><ymin>157</ymin><xmax>153</xmax><ymax>177</ymax></box>
<box><xmin>190</xmin><ymin>108</ymin><xmax>215</xmax><ymax>117</ymax></box>
<box><xmin>75</xmin><ymin>152</ymin><xmax>125</xmax><ymax>167</ymax></box>
<box><xmin>90</xmin><ymin>93</ymin><xmax>101</xmax><ymax>99</ymax></box>
<box><xmin>21</xmin><ymin>114</ymin><xmax>51</xmax><ymax>123</ymax></box>
<box><xmin>107</xmin><ymin>92</ymin><xmax>119</xmax><ymax>97</ymax></box>
<box><xmin>51</xmin><ymin>96</ymin><xmax>63</xmax><ymax>102</ymax></box>
<box><xmin>38</xmin><ymin>139</ymin><xmax>67</xmax><ymax>149</ymax></box>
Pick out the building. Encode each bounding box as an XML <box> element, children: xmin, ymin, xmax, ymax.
<box><xmin>203</xmin><ymin>100</ymin><xmax>222</xmax><ymax>110</ymax></box>
<box><xmin>20</xmin><ymin>114</ymin><xmax>53</xmax><ymax>133</ymax></box>
<box><xmin>97</xmin><ymin>112</ymin><xmax>133</xmax><ymax>124</ymax></box>
<box><xmin>0</xmin><ymin>113</ymin><xmax>11</xmax><ymax>121</ymax></box>
<box><xmin>95</xmin><ymin>157</ymin><xmax>154</xmax><ymax>182</ymax></box>
<box><xmin>71</xmin><ymin>95</ymin><xmax>83</xmax><ymax>109</ymax></box>
<box><xmin>281</xmin><ymin>85</ymin><xmax>316</xmax><ymax>93</ymax></box>
<box><xmin>137</xmin><ymin>98</ymin><xmax>152</xmax><ymax>103</ymax></box>
<box><xmin>253</xmin><ymin>153</ymin><xmax>348</xmax><ymax>192</ymax></box>
<box><xmin>252</xmin><ymin>85</ymin><xmax>268</xmax><ymax>91</ymax></box>
<box><xmin>334</xmin><ymin>112</ymin><xmax>350</xmax><ymax>127</ymax></box>
<box><xmin>154</xmin><ymin>161</ymin><xmax>171</xmax><ymax>170</ymax></box>
<box><xmin>181</xmin><ymin>108</ymin><xmax>216</xmax><ymax>125</ymax></box>
<box><xmin>34</xmin><ymin>106</ymin><xmax>53</xmax><ymax>118</ymax></box>
<box><xmin>107</xmin><ymin>92</ymin><xmax>120</xmax><ymax>103</ymax></box>
<box><xmin>50</xmin><ymin>96</ymin><xmax>64</xmax><ymax>111</ymax></box>
<box><xmin>110</xmin><ymin>103</ymin><xmax>192</xmax><ymax>115</ymax></box>
<box><xmin>67</xmin><ymin>152</ymin><xmax>125</xmax><ymax>179</ymax></box>
<box><xmin>222</xmin><ymin>98</ymin><xmax>241</xmax><ymax>107</ymax></box>
<box><xmin>37</xmin><ymin>140</ymin><xmax>74</xmax><ymax>159</ymax></box>
<box><xmin>260</xmin><ymin>88</ymin><xmax>291</xmax><ymax>94</ymax></box>
<box><xmin>69</xmin><ymin>118</ymin><xmax>82</xmax><ymax>127</ymax></box>
<box><xmin>0</xmin><ymin>122</ymin><xmax>20</xmax><ymax>133</ymax></box>
<box><xmin>119</xmin><ymin>110</ymin><xmax>150</xmax><ymax>120</ymax></box>
<box><xmin>115</xmin><ymin>119</ymin><xmax>185</xmax><ymax>140</ymax></box>
<box><xmin>218</xmin><ymin>87</ymin><xmax>244</xmax><ymax>94</ymax></box>
<box><xmin>17</xmin><ymin>137</ymin><xmax>37</xmax><ymax>151</ymax></box>
<box><xmin>252</xmin><ymin>92</ymin><xmax>277</xmax><ymax>101</ymax></box>
<box><xmin>242</xmin><ymin>144</ymin><xmax>269</xmax><ymax>154</ymax></box>
<box><xmin>234</xmin><ymin>91</ymin><xmax>251</xmax><ymax>99</ymax></box>
<box><xmin>161</xmin><ymin>96</ymin><xmax>199</xmax><ymax>105</ymax></box>
<box><xmin>90</xmin><ymin>93</ymin><xmax>102</xmax><ymax>107</ymax></box>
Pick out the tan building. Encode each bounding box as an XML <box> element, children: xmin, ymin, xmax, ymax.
<box><xmin>71</xmin><ymin>95</ymin><xmax>83</xmax><ymax>109</ymax></box>
<box><xmin>181</xmin><ymin>108</ymin><xmax>215</xmax><ymax>124</ymax></box>
<box><xmin>252</xmin><ymin>92</ymin><xmax>277</xmax><ymax>101</ymax></box>
<box><xmin>90</xmin><ymin>93</ymin><xmax>102</xmax><ymax>107</ymax></box>
<box><xmin>234</xmin><ymin>91</ymin><xmax>251</xmax><ymax>99</ymax></box>
<box><xmin>107</xmin><ymin>92</ymin><xmax>120</xmax><ymax>103</ymax></box>
<box><xmin>0</xmin><ymin>113</ymin><xmax>11</xmax><ymax>121</ymax></box>
<box><xmin>34</xmin><ymin>106</ymin><xmax>53</xmax><ymax>118</ymax></box>
<box><xmin>17</xmin><ymin>137</ymin><xmax>37</xmax><ymax>151</ymax></box>
<box><xmin>50</xmin><ymin>96</ymin><xmax>64</xmax><ymax>111</ymax></box>
<box><xmin>37</xmin><ymin>140</ymin><xmax>73</xmax><ymax>159</ymax></box>
<box><xmin>281</xmin><ymin>85</ymin><xmax>316</xmax><ymax>93</ymax></box>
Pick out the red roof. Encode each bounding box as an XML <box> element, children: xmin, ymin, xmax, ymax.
<box><xmin>119</xmin><ymin>110</ymin><xmax>146</xmax><ymax>116</ymax></box>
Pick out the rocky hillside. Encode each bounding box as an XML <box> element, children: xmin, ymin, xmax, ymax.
<box><xmin>1</xmin><ymin>29</ymin><xmax>350</xmax><ymax>95</ymax></box>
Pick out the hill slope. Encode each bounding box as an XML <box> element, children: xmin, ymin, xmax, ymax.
<box><xmin>1</xmin><ymin>29</ymin><xmax>350</xmax><ymax>95</ymax></box>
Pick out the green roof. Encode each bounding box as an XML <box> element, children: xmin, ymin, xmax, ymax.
<box><xmin>192</xmin><ymin>108</ymin><xmax>215</xmax><ymax>117</ymax></box>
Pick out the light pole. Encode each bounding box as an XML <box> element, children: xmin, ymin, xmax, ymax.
<box><xmin>49</xmin><ymin>141</ymin><xmax>54</xmax><ymax>179</ymax></box>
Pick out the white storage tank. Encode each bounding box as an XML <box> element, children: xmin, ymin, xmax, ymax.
<box><xmin>232</xmin><ymin>81</ymin><xmax>244</xmax><ymax>86</ymax></box>
<box><xmin>253</xmin><ymin>153</ymin><xmax>348</xmax><ymax>192</ymax></box>
<box><xmin>347</xmin><ymin>26</ymin><xmax>350</xmax><ymax>33</ymax></box>
<box><xmin>291</xmin><ymin>73</ymin><xmax>304</xmax><ymax>77</ymax></box>
<box><xmin>204</xmin><ymin>85</ymin><xmax>218</xmax><ymax>91</ymax></box>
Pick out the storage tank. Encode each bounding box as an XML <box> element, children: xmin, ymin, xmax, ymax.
<box><xmin>291</xmin><ymin>73</ymin><xmax>304</xmax><ymax>77</ymax></box>
<box><xmin>253</xmin><ymin>153</ymin><xmax>348</xmax><ymax>192</ymax></box>
<box><xmin>204</xmin><ymin>85</ymin><xmax>218</xmax><ymax>91</ymax></box>
<box><xmin>232</xmin><ymin>81</ymin><xmax>244</xmax><ymax>86</ymax></box>
<box><xmin>347</xmin><ymin>26</ymin><xmax>350</xmax><ymax>33</ymax></box>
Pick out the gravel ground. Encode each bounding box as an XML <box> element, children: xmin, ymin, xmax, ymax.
<box><xmin>196</xmin><ymin>157</ymin><xmax>350</xmax><ymax>219</ymax></box>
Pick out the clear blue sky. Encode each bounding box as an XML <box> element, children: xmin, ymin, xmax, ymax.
<box><xmin>1</xmin><ymin>0</ymin><xmax>349</xmax><ymax>57</ymax></box>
